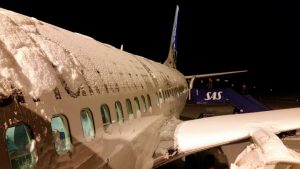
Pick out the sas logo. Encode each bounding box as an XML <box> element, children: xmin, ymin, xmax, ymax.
<box><xmin>204</xmin><ymin>91</ymin><xmax>223</xmax><ymax>101</ymax></box>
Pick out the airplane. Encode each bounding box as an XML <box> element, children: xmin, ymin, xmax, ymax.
<box><xmin>0</xmin><ymin>5</ymin><xmax>300</xmax><ymax>169</ymax></box>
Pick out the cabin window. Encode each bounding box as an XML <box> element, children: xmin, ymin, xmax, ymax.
<box><xmin>147</xmin><ymin>94</ymin><xmax>152</xmax><ymax>110</ymax></box>
<box><xmin>141</xmin><ymin>95</ymin><xmax>146</xmax><ymax>112</ymax></box>
<box><xmin>156</xmin><ymin>92</ymin><xmax>160</xmax><ymax>106</ymax></box>
<box><xmin>51</xmin><ymin>115</ymin><xmax>72</xmax><ymax>155</ymax></box>
<box><xmin>100</xmin><ymin>104</ymin><xmax>111</xmax><ymax>129</ymax></box>
<box><xmin>5</xmin><ymin>124</ymin><xmax>36</xmax><ymax>169</ymax></box>
<box><xmin>134</xmin><ymin>97</ymin><xmax>140</xmax><ymax>113</ymax></box>
<box><xmin>125</xmin><ymin>99</ymin><xmax>134</xmax><ymax>119</ymax></box>
<box><xmin>115</xmin><ymin>101</ymin><xmax>124</xmax><ymax>123</ymax></box>
<box><xmin>80</xmin><ymin>109</ymin><xmax>95</xmax><ymax>140</ymax></box>
<box><xmin>159</xmin><ymin>91</ymin><xmax>163</xmax><ymax>103</ymax></box>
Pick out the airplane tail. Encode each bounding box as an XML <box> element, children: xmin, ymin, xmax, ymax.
<box><xmin>164</xmin><ymin>5</ymin><xmax>179</xmax><ymax>69</ymax></box>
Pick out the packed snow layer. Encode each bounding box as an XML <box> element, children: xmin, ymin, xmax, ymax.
<box><xmin>0</xmin><ymin>8</ymin><xmax>184</xmax><ymax>98</ymax></box>
<box><xmin>174</xmin><ymin>108</ymin><xmax>300</xmax><ymax>153</ymax></box>
<box><xmin>0</xmin><ymin>9</ymin><xmax>84</xmax><ymax>98</ymax></box>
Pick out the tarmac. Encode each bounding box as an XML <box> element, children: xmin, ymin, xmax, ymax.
<box><xmin>157</xmin><ymin>94</ymin><xmax>300</xmax><ymax>169</ymax></box>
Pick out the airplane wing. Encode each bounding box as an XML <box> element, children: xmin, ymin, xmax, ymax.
<box><xmin>185</xmin><ymin>70</ymin><xmax>248</xmax><ymax>100</ymax></box>
<box><xmin>154</xmin><ymin>108</ymin><xmax>300</xmax><ymax>168</ymax></box>
<box><xmin>185</xmin><ymin>70</ymin><xmax>248</xmax><ymax>79</ymax></box>
<box><xmin>175</xmin><ymin>108</ymin><xmax>300</xmax><ymax>153</ymax></box>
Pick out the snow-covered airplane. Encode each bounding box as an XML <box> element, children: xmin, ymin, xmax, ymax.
<box><xmin>0</xmin><ymin>5</ymin><xmax>300</xmax><ymax>169</ymax></box>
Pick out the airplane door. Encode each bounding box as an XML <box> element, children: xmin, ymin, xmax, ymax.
<box><xmin>0</xmin><ymin>105</ymin><xmax>11</xmax><ymax>169</ymax></box>
<box><xmin>5</xmin><ymin>124</ymin><xmax>36</xmax><ymax>169</ymax></box>
<box><xmin>0</xmin><ymin>97</ymin><xmax>36</xmax><ymax>169</ymax></box>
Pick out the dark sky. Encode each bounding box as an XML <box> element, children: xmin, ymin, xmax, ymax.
<box><xmin>0</xmin><ymin>1</ymin><xmax>299</xmax><ymax>93</ymax></box>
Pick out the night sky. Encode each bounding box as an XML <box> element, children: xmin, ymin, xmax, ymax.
<box><xmin>0</xmin><ymin>1</ymin><xmax>299</xmax><ymax>94</ymax></box>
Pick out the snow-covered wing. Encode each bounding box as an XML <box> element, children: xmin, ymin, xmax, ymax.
<box><xmin>175</xmin><ymin>108</ymin><xmax>300</xmax><ymax>153</ymax></box>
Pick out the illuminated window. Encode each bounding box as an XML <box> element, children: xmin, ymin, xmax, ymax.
<box><xmin>134</xmin><ymin>97</ymin><xmax>140</xmax><ymax>113</ymax></box>
<box><xmin>80</xmin><ymin>109</ymin><xmax>95</xmax><ymax>140</ymax></box>
<box><xmin>155</xmin><ymin>92</ymin><xmax>160</xmax><ymax>106</ymax></box>
<box><xmin>51</xmin><ymin>115</ymin><xmax>72</xmax><ymax>155</ymax></box>
<box><xmin>5</xmin><ymin>124</ymin><xmax>36</xmax><ymax>169</ymax></box>
<box><xmin>126</xmin><ymin>99</ymin><xmax>134</xmax><ymax>119</ymax></box>
<box><xmin>159</xmin><ymin>91</ymin><xmax>163</xmax><ymax>103</ymax></box>
<box><xmin>141</xmin><ymin>95</ymin><xmax>146</xmax><ymax>112</ymax></box>
<box><xmin>115</xmin><ymin>101</ymin><xmax>124</xmax><ymax>123</ymax></box>
<box><xmin>100</xmin><ymin>104</ymin><xmax>111</xmax><ymax>129</ymax></box>
<box><xmin>147</xmin><ymin>94</ymin><xmax>152</xmax><ymax>110</ymax></box>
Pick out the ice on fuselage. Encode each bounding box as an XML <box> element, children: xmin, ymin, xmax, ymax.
<box><xmin>0</xmin><ymin>7</ymin><xmax>186</xmax><ymax>99</ymax></box>
<box><xmin>0</xmin><ymin>9</ymin><xmax>85</xmax><ymax>98</ymax></box>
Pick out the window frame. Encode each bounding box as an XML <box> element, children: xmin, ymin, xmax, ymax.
<box><xmin>80</xmin><ymin>108</ymin><xmax>95</xmax><ymax>140</ymax></box>
<box><xmin>126</xmin><ymin>99</ymin><xmax>134</xmax><ymax>119</ymax></box>
<box><xmin>115</xmin><ymin>101</ymin><xmax>124</xmax><ymax>123</ymax></box>
<box><xmin>51</xmin><ymin>114</ymin><xmax>73</xmax><ymax>155</ymax></box>
<box><xmin>147</xmin><ymin>94</ymin><xmax>152</xmax><ymax>110</ymax></box>
<box><xmin>100</xmin><ymin>104</ymin><xmax>112</xmax><ymax>130</ymax></box>
<box><xmin>5</xmin><ymin>124</ymin><xmax>37</xmax><ymax>169</ymax></box>
<box><xmin>134</xmin><ymin>97</ymin><xmax>140</xmax><ymax>113</ymax></box>
<box><xmin>141</xmin><ymin>95</ymin><xmax>147</xmax><ymax>113</ymax></box>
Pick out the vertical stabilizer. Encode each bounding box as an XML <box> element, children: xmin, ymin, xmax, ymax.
<box><xmin>164</xmin><ymin>5</ymin><xmax>179</xmax><ymax>69</ymax></box>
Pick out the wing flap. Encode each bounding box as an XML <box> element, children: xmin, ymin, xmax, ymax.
<box><xmin>250</xmin><ymin>128</ymin><xmax>300</xmax><ymax>164</ymax></box>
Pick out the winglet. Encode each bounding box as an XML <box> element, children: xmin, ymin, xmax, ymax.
<box><xmin>164</xmin><ymin>5</ymin><xmax>179</xmax><ymax>69</ymax></box>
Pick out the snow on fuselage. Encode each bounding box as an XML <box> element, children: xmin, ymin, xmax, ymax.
<box><xmin>0</xmin><ymin>8</ymin><xmax>188</xmax><ymax>169</ymax></box>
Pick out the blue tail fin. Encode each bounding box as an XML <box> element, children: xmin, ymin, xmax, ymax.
<box><xmin>164</xmin><ymin>5</ymin><xmax>179</xmax><ymax>69</ymax></box>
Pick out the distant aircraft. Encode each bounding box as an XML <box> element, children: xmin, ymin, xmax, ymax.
<box><xmin>0</xmin><ymin>6</ymin><xmax>300</xmax><ymax>169</ymax></box>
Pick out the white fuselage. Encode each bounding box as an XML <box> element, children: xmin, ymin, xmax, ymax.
<box><xmin>0</xmin><ymin>8</ymin><xmax>188</xmax><ymax>169</ymax></box>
